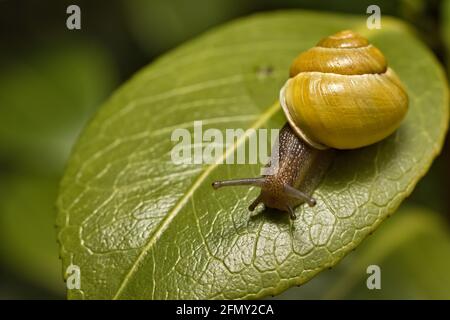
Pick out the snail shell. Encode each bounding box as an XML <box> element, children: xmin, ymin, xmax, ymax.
<box><xmin>280</xmin><ymin>30</ymin><xmax>409</xmax><ymax>150</ymax></box>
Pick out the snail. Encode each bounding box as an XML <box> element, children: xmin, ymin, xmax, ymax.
<box><xmin>212</xmin><ymin>30</ymin><xmax>408</xmax><ymax>220</ymax></box>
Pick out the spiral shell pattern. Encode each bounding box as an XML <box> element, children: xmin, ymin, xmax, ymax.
<box><xmin>281</xmin><ymin>30</ymin><xmax>408</xmax><ymax>150</ymax></box>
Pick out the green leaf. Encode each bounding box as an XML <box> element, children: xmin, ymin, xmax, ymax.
<box><xmin>57</xmin><ymin>11</ymin><xmax>448</xmax><ymax>299</ymax></box>
<box><xmin>275</xmin><ymin>206</ymin><xmax>450</xmax><ymax>299</ymax></box>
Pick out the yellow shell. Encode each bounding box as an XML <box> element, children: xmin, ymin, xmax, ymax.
<box><xmin>280</xmin><ymin>30</ymin><xmax>408</xmax><ymax>150</ymax></box>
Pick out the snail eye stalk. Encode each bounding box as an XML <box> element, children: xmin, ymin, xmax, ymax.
<box><xmin>212</xmin><ymin>177</ymin><xmax>265</xmax><ymax>189</ymax></box>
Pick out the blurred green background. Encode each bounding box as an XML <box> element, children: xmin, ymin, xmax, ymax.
<box><xmin>0</xmin><ymin>0</ymin><xmax>449</xmax><ymax>299</ymax></box>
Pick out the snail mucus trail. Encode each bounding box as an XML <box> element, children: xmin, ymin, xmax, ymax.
<box><xmin>212</xmin><ymin>30</ymin><xmax>409</xmax><ymax>220</ymax></box>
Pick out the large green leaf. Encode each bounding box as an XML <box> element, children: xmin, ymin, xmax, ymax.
<box><xmin>57</xmin><ymin>11</ymin><xmax>448</xmax><ymax>299</ymax></box>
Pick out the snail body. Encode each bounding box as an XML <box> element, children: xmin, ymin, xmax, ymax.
<box><xmin>213</xmin><ymin>123</ymin><xmax>333</xmax><ymax>219</ymax></box>
<box><xmin>212</xmin><ymin>30</ymin><xmax>408</xmax><ymax>220</ymax></box>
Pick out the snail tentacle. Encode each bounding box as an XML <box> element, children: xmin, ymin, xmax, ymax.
<box><xmin>211</xmin><ymin>177</ymin><xmax>265</xmax><ymax>189</ymax></box>
<box><xmin>287</xmin><ymin>206</ymin><xmax>296</xmax><ymax>220</ymax></box>
<box><xmin>283</xmin><ymin>184</ymin><xmax>316</xmax><ymax>207</ymax></box>
<box><xmin>248</xmin><ymin>195</ymin><xmax>263</xmax><ymax>212</ymax></box>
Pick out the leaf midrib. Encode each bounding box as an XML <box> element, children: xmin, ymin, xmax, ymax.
<box><xmin>112</xmin><ymin>101</ymin><xmax>281</xmax><ymax>299</ymax></box>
